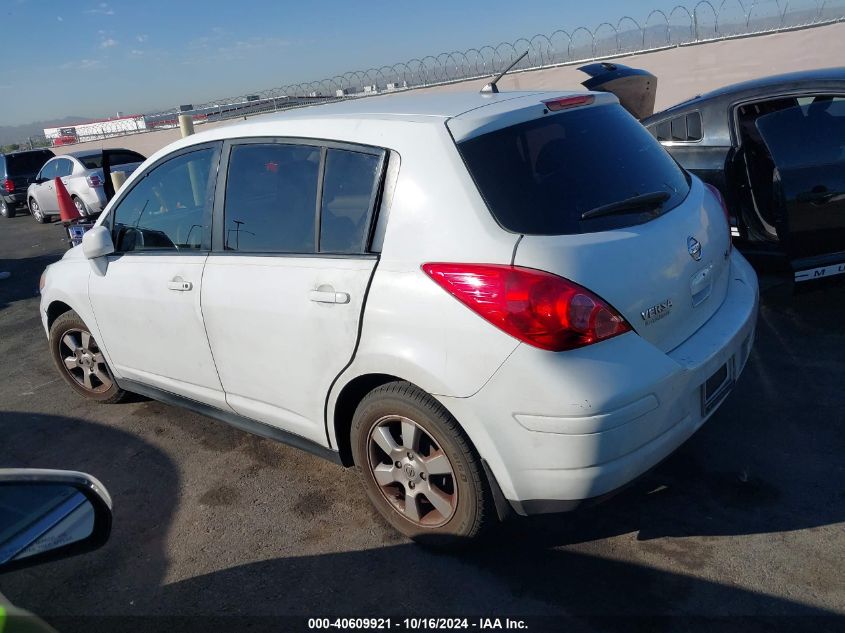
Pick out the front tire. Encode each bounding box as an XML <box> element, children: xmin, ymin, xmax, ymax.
<box><xmin>29</xmin><ymin>198</ymin><xmax>47</xmax><ymax>223</ymax></box>
<box><xmin>351</xmin><ymin>381</ymin><xmax>492</xmax><ymax>547</ymax></box>
<box><xmin>49</xmin><ymin>310</ymin><xmax>126</xmax><ymax>403</ymax></box>
<box><xmin>0</xmin><ymin>199</ymin><xmax>15</xmax><ymax>218</ymax></box>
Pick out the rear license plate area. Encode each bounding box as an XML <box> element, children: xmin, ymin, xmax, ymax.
<box><xmin>701</xmin><ymin>360</ymin><xmax>734</xmax><ymax>415</ymax></box>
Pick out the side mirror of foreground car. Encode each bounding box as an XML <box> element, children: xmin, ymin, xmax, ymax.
<box><xmin>0</xmin><ymin>469</ymin><xmax>112</xmax><ymax>574</ymax></box>
<box><xmin>81</xmin><ymin>225</ymin><xmax>115</xmax><ymax>260</ymax></box>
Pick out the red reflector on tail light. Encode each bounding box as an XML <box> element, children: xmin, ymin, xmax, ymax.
<box><xmin>422</xmin><ymin>263</ymin><xmax>632</xmax><ymax>351</ymax></box>
<box><xmin>3</xmin><ymin>178</ymin><xmax>14</xmax><ymax>193</ymax></box>
<box><xmin>86</xmin><ymin>174</ymin><xmax>103</xmax><ymax>187</ymax></box>
<box><xmin>542</xmin><ymin>95</ymin><xmax>595</xmax><ymax>112</ymax></box>
<box><xmin>704</xmin><ymin>183</ymin><xmax>732</xmax><ymax>253</ymax></box>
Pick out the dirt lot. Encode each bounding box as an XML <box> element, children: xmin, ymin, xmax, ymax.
<box><xmin>0</xmin><ymin>214</ymin><xmax>843</xmax><ymax>632</ymax></box>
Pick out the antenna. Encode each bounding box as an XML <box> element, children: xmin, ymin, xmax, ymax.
<box><xmin>481</xmin><ymin>50</ymin><xmax>529</xmax><ymax>94</ymax></box>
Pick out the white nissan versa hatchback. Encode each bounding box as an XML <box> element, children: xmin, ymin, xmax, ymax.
<box><xmin>39</xmin><ymin>89</ymin><xmax>759</xmax><ymax>544</ymax></box>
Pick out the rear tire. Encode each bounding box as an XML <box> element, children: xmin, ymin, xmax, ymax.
<box><xmin>351</xmin><ymin>381</ymin><xmax>492</xmax><ymax>547</ymax></box>
<box><xmin>0</xmin><ymin>199</ymin><xmax>15</xmax><ymax>218</ymax></box>
<box><xmin>49</xmin><ymin>310</ymin><xmax>127</xmax><ymax>404</ymax></box>
<box><xmin>72</xmin><ymin>196</ymin><xmax>88</xmax><ymax>217</ymax></box>
<box><xmin>29</xmin><ymin>198</ymin><xmax>47</xmax><ymax>223</ymax></box>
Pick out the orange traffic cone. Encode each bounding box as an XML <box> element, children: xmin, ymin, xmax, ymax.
<box><xmin>55</xmin><ymin>177</ymin><xmax>80</xmax><ymax>223</ymax></box>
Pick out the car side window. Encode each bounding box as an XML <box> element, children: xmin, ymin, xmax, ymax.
<box><xmin>223</xmin><ymin>143</ymin><xmax>320</xmax><ymax>253</ymax></box>
<box><xmin>650</xmin><ymin>112</ymin><xmax>702</xmax><ymax>143</ymax></box>
<box><xmin>319</xmin><ymin>149</ymin><xmax>382</xmax><ymax>254</ymax></box>
<box><xmin>39</xmin><ymin>160</ymin><xmax>58</xmax><ymax>180</ymax></box>
<box><xmin>54</xmin><ymin>159</ymin><xmax>73</xmax><ymax>178</ymax></box>
<box><xmin>111</xmin><ymin>148</ymin><xmax>214</xmax><ymax>253</ymax></box>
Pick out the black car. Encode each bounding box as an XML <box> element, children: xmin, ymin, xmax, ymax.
<box><xmin>582</xmin><ymin>64</ymin><xmax>845</xmax><ymax>284</ymax></box>
<box><xmin>0</xmin><ymin>149</ymin><xmax>55</xmax><ymax>219</ymax></box>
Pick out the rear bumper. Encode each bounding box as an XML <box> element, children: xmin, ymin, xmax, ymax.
<box><xmin>439</xmin><ymin>251</ymin><xmax>759</xmax><ymax>515</ymax></box>
<box><xmin>2</xmin><ymin>193</ymin><xmax>27</xmax><ymax>209</ymax></box>
<box><xmin>77</xmin><ymin>187</ymin><xmax>107</xmax><ymax>215</ymax></box>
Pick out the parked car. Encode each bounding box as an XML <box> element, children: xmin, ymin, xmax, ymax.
<box><xmin>39</xmin><ymin>89</ymin><xmax>758</xmax><ymax>544</ymax></box>
<box><xmin>582</xmin><ymin>63</ymin><xmax>845</xmax><ymax>284</ymax></box>
<box><xmin>26</xmin><ymin>149</ymin><xmax>146</xmax><ymax>223</ymax></box>
<box><xmin>0</xmin><ymin>149</ymin><xmax>55</xmax><ymax>219</ymax></box>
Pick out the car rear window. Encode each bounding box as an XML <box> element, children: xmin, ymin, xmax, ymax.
<box><xmin>457</xmin><ymin>103</ymin><xmax>691</xmax><ymax>235</ymax></box>
<box><xmin>5</xmin><ymin>151</ymin><xmax>53</xmax><ymax>176</ymax></box>
<box><xmin>78</xmin><ymin>151</ymin><xmax>144</xmax><ymax>169</ymax></box>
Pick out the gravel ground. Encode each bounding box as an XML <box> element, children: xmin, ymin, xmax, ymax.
<box><xmin>0</xmin><ymin>214</ymin><xmax>843</xmax><ymax>632</ymax></box>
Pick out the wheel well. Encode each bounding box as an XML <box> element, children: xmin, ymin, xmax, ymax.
<box><xmin>46</xmin><ymin>301</ymin><xmax>73</xmax><ymax>329</ymax></box>
<box><xmin>332</xmin><ymin>373</ymin><xmax>402</xmax><ymax>467</ymax></box>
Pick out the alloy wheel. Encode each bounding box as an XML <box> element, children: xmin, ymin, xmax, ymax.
<box><xmin>30</xmin><ymin>200</ymin><xmax>42</xmax><ymax>222</ymax></box>
<box><xmin>367</xmin><ymin>415</ymin><xmax>458</xmax><ymax>527</ymax></box>
<box><xmin>58</xmin><ymin>329</ymin><xmax>113</xmax><ymax>393</ymax></box>
<box><xmin>74</xmin><ymin>198</ymin><xmax>86</xmax><ymax>216</ymax></box>
<box><xmin>0</xmin><ymin>201</ymin><xmax>7</xmax><ymax>217</ymax></box>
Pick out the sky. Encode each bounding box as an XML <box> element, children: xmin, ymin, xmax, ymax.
<box><xmin>0</xmin><ymin>0</ymin><xmax>754</xmax><ymax>126</ymax></box>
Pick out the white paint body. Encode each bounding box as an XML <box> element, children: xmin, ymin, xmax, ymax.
<box><xmin>40</xmin><ymin>90</ymin><xmax>759</xmax><ymax>512</ymax></box>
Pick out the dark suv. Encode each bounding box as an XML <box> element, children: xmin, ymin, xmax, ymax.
<box><xmin>1</xmin><ymin>149</ymin><xmax>55</xmax><ymax>219</ymax></box>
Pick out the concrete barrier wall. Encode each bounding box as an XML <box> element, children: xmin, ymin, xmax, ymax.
<box><xmin>53</xmin><ymin>22</ymin><xmax>845</xmax><ymax>160</ymax></box>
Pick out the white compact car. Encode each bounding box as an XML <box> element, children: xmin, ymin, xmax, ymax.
<box><xmin>39</xmin><ymin>89</ymin><xmax>759</xmax><ymax>544</ymax></box>
<box><xmin>27</xmin><ymin>149</ymin><xmax>145</xmax><ymax>222</ymax></box>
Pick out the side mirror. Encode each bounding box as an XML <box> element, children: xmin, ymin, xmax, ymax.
<box><xmin>82</xmin><ymin>225</ymin><xmax>115</xmax><ymax>259</ymax></box>
<box><xmin>0</xmin><ymin>469</ymin><xmax>112</xmax><ymax>574</ymax></box>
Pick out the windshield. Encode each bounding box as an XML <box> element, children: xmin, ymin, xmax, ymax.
<box><xmin>457</xmin><ymin>103</ymin><xmax>691</xmax><ymax>235</ymax></box>
<box><xmin>5</xmin><ymin>151</ymin><xmax>54</xmax><ymax>176</ymax></box>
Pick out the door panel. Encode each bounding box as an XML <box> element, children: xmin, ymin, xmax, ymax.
<box><xmin>88</xmin><ymin>254</ymin><xmax>227</xmax><ymax>408</ymax></box>
<box><xmin>89</xmin><ymin>143</ymin><xmax>224</xmax><ymax>405</ymax></box>
<box><xmin>756</xmin><ymin>99</ymin><xmax>845</xmax><ymax>259</ymax></box>
<box><xmin>201</xmin><ymin>256</ymin><xmax>376</xmax><ymax>443</ymax></box>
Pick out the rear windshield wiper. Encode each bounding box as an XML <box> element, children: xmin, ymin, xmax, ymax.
<box><xmin>581</xmin><ymin>191</ymin><xmax>671</xmax><ymax>221</ymax></box>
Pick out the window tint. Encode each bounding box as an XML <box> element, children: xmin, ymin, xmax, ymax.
<box><xmin>78</xmin><ymin>151</ymin><xmax>145</xmax><ymax>169</ymax></box>
<box><xmin>756</xmin><ymin>99</ymin><xmax>845</xmax><ymax>170</ymax></box>
<box><xmin>458</xmin><ymin>103</ymin><xmax>691</xmax><ymax>235</ymax></box>
<box><xmin>319</xmin><ymin>149</ymin><xmax>381</xmax><ymax>253</ymax></box>
<box><xmin>5</xmin><ymin>151</ymin><xmax>53</xmax><ymax>176</ymax></box>
<box><xmin>54</xmin><ymin>158</ymin><xmax>74</xmax><ymax>177</ymax></box>
<box><xmin>223</xmin><ymin>143</ymin><xmax>320</xmax><ymax>253</ymax></box>
<box><xmin>38</xmin><ymin>160</ymin><xmax>59</xmax><ymax>180</ymax></box>
<box><xmin>112</xmin><ymin>148</ymin><xmax>214</xmax><ymax>252</ymax></box>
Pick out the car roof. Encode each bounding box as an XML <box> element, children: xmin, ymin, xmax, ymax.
<box><xmin>164</xmin><ymin>89</ymin><xmax>613</xmax><ymax>155</ymax></box>
<box><xmin>251</xmin><ymin>90</ymin><xmax>552</xmax><ymax>121</ymax></box>
<box><xmin>655</xmin><ymin>66</ymin><xmax>845</xmax><ymax>116</ymax></box>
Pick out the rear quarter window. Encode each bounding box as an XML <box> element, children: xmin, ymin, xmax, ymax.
<box><xmin>458</xmin><ymin>103</ymin><xmax>691</xmax><ymax>235</ymax></box>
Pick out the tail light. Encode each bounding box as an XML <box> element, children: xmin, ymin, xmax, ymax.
<box><xmin>422</xmin><ymin>263</ymin><xmax>631</xmax><ymax>352</ymax></box>
<box><xmin>704</xmin><ymin>183</ymin><xmax>732</xmax><ymax>252</ymax></box>
<box><xmin>86</xmin><ymin>174</ymin><xmax>103</xmax><ymax>187</ymax></box>
<box><xmin>3</xmin><ymin>178</ymin><xmax>14</xmax><ymax>193</ymax></box>
<box><xmin>542</xmin><ymin>95</ymin><xmax>595</xmax><ymax>112</ymax></box>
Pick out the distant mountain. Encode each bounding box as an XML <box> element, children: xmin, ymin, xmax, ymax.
<box><xmin>0</xmin><ymin>116</ymin><xmax>91</xmax><ymax>146</ymax></box>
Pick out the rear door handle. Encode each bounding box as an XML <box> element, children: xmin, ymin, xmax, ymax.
<box><xmin>167</xmin><ymin>278</ymin><xmax>193</xmax><ymax>291</ymax></box>
<box><xmin>309</xmin><ymin>289</ymin><xmax>350</xmax><ymax>304</ymax></box>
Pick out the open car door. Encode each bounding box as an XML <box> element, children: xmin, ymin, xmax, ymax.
<box><xmin>755</xmin><ymin>98</ymin><xmax>845</xmax><ymax>281</ymax></box>
<box><xmin>579</xmin><ymin>62</ymin><xmax>657</xmax><ymax>120</ymax></box>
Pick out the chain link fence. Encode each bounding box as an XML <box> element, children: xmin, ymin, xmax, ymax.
<box><xmin>30</xmin><ymin>0</ymin><xmax>845</xmax><ymax>148</ymax></box>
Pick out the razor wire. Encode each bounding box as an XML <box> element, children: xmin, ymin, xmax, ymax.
<box><xmin>31</xmin><ymin>0</ymin><xmax>845</xmax><ymax>148</ymax></box>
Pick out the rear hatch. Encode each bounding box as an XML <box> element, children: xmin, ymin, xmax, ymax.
<box><xmin>5</xmin><ymin>151</ymin><xmax>54</xmax><ymax>193</ymax></box>
<box><xmin>451</xmin><ymin>98</ymin><xmax>732</xmax><ymax>353</ymax></box>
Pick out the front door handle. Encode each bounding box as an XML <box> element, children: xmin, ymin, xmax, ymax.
<box><xmin>309</xmin><ymin>289</ymin><xmax>350</xmax><ymax>304</ymax></box>
<box><xmin>167</xmin><ymin>278</ymin><xmax>193</xmax><ymax>291</ymax></box>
